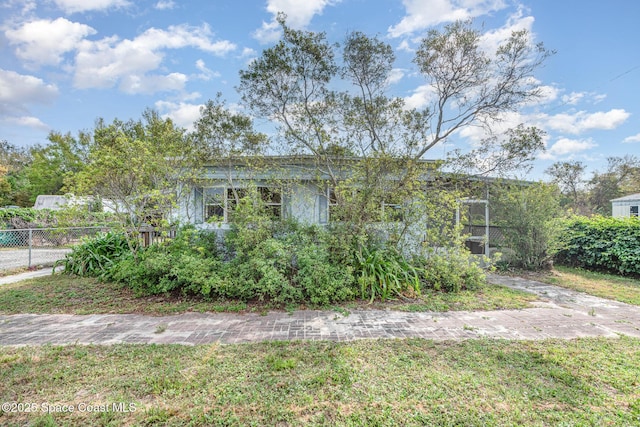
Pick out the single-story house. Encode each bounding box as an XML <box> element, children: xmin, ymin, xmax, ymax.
<box><xmin>611</xmin><ymin>193</ymin><xmax>640</xmax><ymax>218</ymax></box>
<box><xmin>174</xmin><ymin>156</ymin><xmax>496</xmax><ymax>254</ymax></box>
<box><xmin>176</xmin><ymin>156</ymin><xmax>439</xmax><ymax>227</ymax></box>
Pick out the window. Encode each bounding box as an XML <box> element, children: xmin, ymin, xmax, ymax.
<box><xmin>204</xmin><ymin>187</ymin><xmax>224</xmax><ymax>221</ymax></box>
<box><xmin>328</xmin><ymin>187</ymin><xmax>341</xmax><ymax>222</ymax></box>
<box><xmin>204</xmin><ymin>185</ymin><xmax>282</xmax><ymax>222</ymax></box>
<box><xmin>631</xmin><ymin>205</ymin><xmax>639</xmax><ymax>217</ymax></box>
<box><xmin>324</xmin><ymin>187</ymin><xmax>404</xmax><ymax>223</ymax></box>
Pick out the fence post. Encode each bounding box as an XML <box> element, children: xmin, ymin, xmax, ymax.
<box><xmin>28</xmin><ymin>228</ymin><xmax>33</xmax><ymax>268</ymax></box>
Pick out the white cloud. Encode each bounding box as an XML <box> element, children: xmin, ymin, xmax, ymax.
<box><xmin>5</xmin><ymin>18</ymin><xmax>96</xmax><ymax>67</ymax></box>
<box><xmin>388</xmin><ymin>0</ymin><xmax>507</xmax><ymax>38</ymax></box>
<box><xmin>561</xmin><ymin>91</ymin><xmax>607</xmax><ymax>106</ymax></box>
<box><xmin>53</xmin><ymin>0</ymin><xmax>130</xmax><ymax>13</ymax></box>
<box><xmin>403</xmin><ymin>84</ymin><xmax>437</xmax><ymax>109</ymax></box>
<box><xmin>479</xmin><ymin>10</ymin><xmax>535</xmax><ymax>54</ymax></box>
<box><xmin>544</xmin><ymin>109</ymin><xmax>630</xmax><ymax>134</ymax></box>
<box><xmin>240</xmin><ymin>47</ymin><xmax>257</xmax><ymax>58</ymax></box>
<box><xmin>532</xmin><ymin>83</ymin><xmax>559</xmax><ymax>105</ymax></box>
<box><xmin>561</xmin><ymin>92</ymin><xmax>585</xmax><ymax>106</ymax></box>
<box><xmin>155</xmin><ymin>0</ymin><xmax>176</xmax><ymax>10</ymax></box>
<box><xmin>0</xmin><ymin>69</ymin><xmax>57</xmax><ymax>130</ymax></box>
<box><xmin>623</xmin><ymin>133</ymin><xmax>640</xmax><ymax>144</ymax></box>
<box><xmin>0</xmin><ymin>69</ymin><xmax>58</xmax><ymax>108</ymax></box>
<box><xmin>397</xmin><ymin>40</ymin><xmax>413</xmax><ymax>53</ymax></box>
<box><xmin>2</xmin><ymin>0</ymin><xmax>36</xmax><ymax>15</ymax></box>
<box><xmin>155</xmin><ymin>100</ymin><xmax>203</xmax><ymax>131</ymax></box>
<box><xmin>387</xmin><ymin>68</ymin><xmax>405</xmax><ymax>85</ymax></box>
<box><xmin>194</xmin><ymin>59</ymin><xmax>220</xmax><ymax>80</ymax></box>
<box><xmin>539</xmin><ymin>137</ymin><xmax>597</xmax><ymax>159</ymax></box>
<box><xmin>2</xmin><ymin>115</ymin><xmax>49</xmax><ymax>130</ymax></box>
<box><xmin>119</xmin><ymin>72</ymin><xmax>187</xmax><ymax>94</ymax></box>
<box><xmin>253</xmin><ymin>0</ymin><xmax>338</xmax><ymax>43</ymax></box>
<box><xmin>73</xmin><ymin>24</ymin><xmax>236</xmax><ymax>92</ymax></box>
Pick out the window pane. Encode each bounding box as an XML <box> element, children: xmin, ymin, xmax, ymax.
<box><xmin>259</xmin><ymin>187</ymin><xmax>281</xmax><ymax>204</ymax></box>
<box><xmin>206</xmin><ymin>205</ymin><xmax>224</xmax><ymax>219</ymax></box>
<box><xmin>631</xmin><ymin>206</ymin><xmax>639</xmax><ymax>216</ymax></box>
<box><xmin>204</xmin><ymin>188</ymin><xmax>224</xmax><ymax>221</ymax></box>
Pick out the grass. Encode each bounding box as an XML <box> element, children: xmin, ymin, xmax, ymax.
<box><xmin>1</xmin><ymin>337</ymin><xmax>639</xmax><ymax>425</ymax></box>
<box><xmin>0</xmin><ymin>275</ymin><xmax>248</xmax><ymax>315</ymax></box>
<box><xmin>395</xmin><ymin>284</ymin><xmax>536</xmax><ymax>312</ymax></box>
<box><xmin>534</xmin><ymin>266</ymin><xmax>640</xmax><ymax>306</ymax></box>
<box><xmin>0</xmin><ymin>274</ymin><xmax>537</xmax><ymax>315</ymax></box>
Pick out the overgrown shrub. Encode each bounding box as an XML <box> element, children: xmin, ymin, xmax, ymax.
<box><xmin>355</xmin><ymin>246</ymin><xmax>421</xmax><ymax>302</ymax></box>
<box><xmin>295</xmin><ymin>243</ymin><xmax>356</xmax><ymax>306</ymax></box>
<box><xmin>59</xmin><ymin>186</ymin><xmax>488</xmax><ymax>304</ymax></box>
<box><xmin>416</xmin><ymin>252</ymin><xmax>486</xmax><ymax>293</ymax></box>
<box><xmin>107</xmin><ymin>219</ymin><xmax>358</xmax><ymax>305</ymax></box>
<box><xmin>554</xmin><ymin>216</ymin><xmax>640</xmax><ymax>277</ymax></box>
<box><xmin>492</xmin><ymin>183</ymin><xmax>562</xmax><ymax>270</ymax></box>
<box><xmin>55</xmin><ymin>231</ymin><xmax>132</xmax><ymax>277</ymax></box>
<box><xmin>0</xmin><ymin>207</ymin><xmax>56</xmax><ymax>229</ymax></box>
<box><xmin>109</xmin><ymin>227</ymin><xmax>225</xmax><ymax>296</ymax></box>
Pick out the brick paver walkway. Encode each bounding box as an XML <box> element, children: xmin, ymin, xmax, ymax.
<box><xmin>0</xmin><ymin>273</ymin><xmax>639</xmax><ymax>346</ymax></box>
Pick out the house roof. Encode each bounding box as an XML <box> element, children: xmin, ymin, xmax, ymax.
<box><xmin>199</xmin><ymin>155</ymin><xmax>532</xmax><ymax>186</ymax></box>
<box><xmin>610</xmin><ymin>193</ymin><xmax>640</xmax><ymax>202</ymax></box>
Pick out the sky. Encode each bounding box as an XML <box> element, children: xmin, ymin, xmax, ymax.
<box><xmin>1</xmin><ymin>0</ymin><xmax>639</xmax><ymax>180</ymax></box>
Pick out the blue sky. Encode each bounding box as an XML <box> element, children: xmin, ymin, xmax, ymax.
<box><xmin>1</xmin><ymin>0</ymin><xmax>639</xmax><ymax>179</ymax></box>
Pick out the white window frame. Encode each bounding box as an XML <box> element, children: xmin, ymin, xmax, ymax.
<box><xmin>203</xmin><ymin>185</ymin><xmax>283</xmax><ymax>223</ymax></box>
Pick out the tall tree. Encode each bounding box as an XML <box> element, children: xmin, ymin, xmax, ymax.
<box><xmin>23</xmin><ymin>131</ymin><xmax>90</xmax><ymax>202</ymax></box>
<box><xmin>237</xmin><ymin>16</ymin><xmax>551</xmax><ymax>246</ymax></box>
<box><xmin>545</xmin><ymin>161</ymin><xmax>587</xmax><ymax>213</ymax></box>
<box><xmin>589</xmin><ymin>155</ymin><xmax>640</xmax><ymax>214</ymax></box>
<box><xmin>72</xmin><ymin>110</ymin><xmax>197</xmax><ymax>243</ymax></box>
<box><xmin>0</xmin><ymin>140</ymin><xmax>32</xmax><ymax>206</ymax></box>
<box><xmin>239</xmin><ymin>16</ymin><xmax>550</xmax><ymax>165</ymax></box>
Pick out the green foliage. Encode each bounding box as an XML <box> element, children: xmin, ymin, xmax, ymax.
<box><xmin>355</xmin><ymin>246</ymin><xmax>420</xmax><ymax>302</ymax></box>
<box><xmin>56</xmin><ymin>231</ymin><xmax>132</xmax><ymax>277</ymax></box>
<box><xmin>0</xmin><ymin>140</ymin><xmax>33</xmax><ymax>206</ymax></box>
<box><xmin>0</xmin><ymin>205</ymin><xmax>116</xmax><ymax>230</ymax></box>
<box><xmin>295</xmin><ymin>243</ymin><xmax>356</xmax><ymax>305</ymax></box>
<box><xmin>225</xmin><ymin>201</ymin><xmax>357</xmax><ymax>305</ymax></box>
<box><xmin>492</xmin><ymin>182</ymin><xmax>562</xmax><ymax>270</ymax></box>
<box><xmin>0</xmin><ymin>207</ymin><xmax>57</xmax><ymax>229</ymax></box>
<box><xmin>71</xmin><ymin>109</ymin><xmax>197</xmax><ymax>239</ymax></box>
<box><xmin>416</xmin><ymin>252</ymin><xmax>486</xmax><ymax>293</ymax></box>
<box><xmin>554</xmin><ymin>216</ymin><xmax>640</xmax><ymax>277</ymax></box>
<box><xmin>24</xmin><ymin>131</ymin><xmax>90</xmax><ymax>204</ymax></box>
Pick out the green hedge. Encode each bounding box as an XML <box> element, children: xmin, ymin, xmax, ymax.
<box><xmin>554</xmin><ymin>216</ymin><xmax>640</xmax><ymax>277</ymax></box>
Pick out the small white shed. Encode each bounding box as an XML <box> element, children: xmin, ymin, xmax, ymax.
<box><xmin>611</xmin><ymin>193</ymin><xmax>640</xmax><ymax>218</ymax></box>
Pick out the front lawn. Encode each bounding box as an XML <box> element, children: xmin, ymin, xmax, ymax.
<box><xmin>535</xmin><ymin>266</ymin><xmax>640</xmax><ymax>306</ymax></box>
<box><xmin>1</xmin><ymin>338</ymin><xmax>639</xmax><ymax>425</ymax></box>
<box><xmin>0</xmin><ymin>273</ymin><xmax>537</xmax><ymax>315</ymax></box>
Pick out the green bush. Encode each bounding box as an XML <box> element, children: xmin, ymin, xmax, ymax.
<box><xmin>110</xmin><ymin>228</ymin><xmax>225</xmax><ymax>296</ymax></box>
<box><xmin>56</xmin><ymin>231</ymin><xmax>132</xmax><ymax>277</ymax></box>
<box><xmin>355</xmin><ymin>246</ymin><xmax>421</xmax><ymax>302</ymax></box>
<box><xmin>295</xmin><ymin>243</ymin><xmax>356</xmax><ymax>306</ymax></box>
<box><xmin>554</xmin><ymin>216</ymin><xmax>640</xmax><ymax>277</ymax></box>
<box><xmin>416</xmin><ymin>252</ymin><xmax>486</xmax><ymax>293</ymax></box>
<box><xmin>492</xmin><ymin>183</ymin><xmax>562</xmax><ymax>270</ymax></box>
<box><xmin>108</xmin><ymin>220</ymin><xmax>358</xmax><ymax>305</ymax></box>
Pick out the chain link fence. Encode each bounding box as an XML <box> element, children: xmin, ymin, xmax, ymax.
<box><xmin>0</xmin><ymin>227</ymin><xmax>111</xmax><ymax>271</ymax></box>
